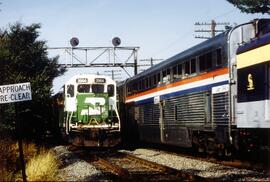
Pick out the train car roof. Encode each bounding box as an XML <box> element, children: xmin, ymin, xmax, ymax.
<box><xmin>128</xmin><ymin>31</ymin><xmax>229</xmax><ymax>83</ymax></box>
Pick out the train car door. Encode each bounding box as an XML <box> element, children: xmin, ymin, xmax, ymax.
<box><xmin>158</xmin><ymin>98</ymin><xmax>165</xmax><ymax>143</ymax></box>
<box><xmin>228</xmin><ymin>22</ymin><xmax>256</xmax><ymax>126</ymax></box>
<box><xmin>154</xmin><ymin>95</ymin><xmax>166</xmax><ymax>143</ymax></box>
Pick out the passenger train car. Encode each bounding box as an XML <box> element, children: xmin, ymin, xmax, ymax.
<box><xmin>55</xmin><ymin>74</ymin><xmax>121</xmax><ymax>147</ymax></box>
<box><xmin>118</xmin><ymin>19</ymin><xmax>270</xmax><ymax>156</ymax></box>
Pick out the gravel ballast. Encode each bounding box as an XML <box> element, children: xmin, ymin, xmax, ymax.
<box><xmin>53</xmin><ymin>146</ymin><xmax>103</xmax><ymax>181</ymax></box>
<box><xmin>52</xmin><ymin>145</ymin><xmax>269</xmax><ymax>181</ymax></box>
<box><xmin>121</xmin><ymin>148</ymin><xmax>270</xmax><ymax>181</ymax></box>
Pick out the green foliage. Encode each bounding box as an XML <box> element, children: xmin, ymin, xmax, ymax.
<box><xmin>0</xmin><ymin>23</ymin><xmax>66</xmax><ymax>140</ymax></box>
<box><xmin>227</xmin><ymin>0</ymin><xmax>270</xmax><ymax>14</ymax></box>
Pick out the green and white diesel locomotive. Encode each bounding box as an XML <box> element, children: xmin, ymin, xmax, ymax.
<box><xmin>56</xmin><ymin>74</ymin><xmax>121</xmax><ymax>147</ymax></box>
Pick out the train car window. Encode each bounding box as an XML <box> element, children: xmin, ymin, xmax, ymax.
<box><xmin>167</xmin><ymin>68</ymin><xmax>171</xmax><ymax>82</ymax></box>
<box><xmin>67</xmin><ymin>85</ymin><xmax>74</xmax><ymax>97</ymax></box>
<box><xmin>162</xmin><ymin>70</ymin><xmax>166</xmax><ymax>83</ymax></box>
<box><xmin>178</xmin><ymin>64</ymin><xmax>182</xmax><ymax>78</ymax></box>
<box><xmin>185</xmin><ymin>61</ymin><xmax>190</xmax><ymax>76</ymax></box>
<box><xmin>157</xmin><ymin>73</ymin><xmax>161</xmax><ymax>83</ymax></box>
<box><xmin>206</xmin><ymin>52</ymin><xmax>213</xmax><ymax>69</ymax></box>
<box><xmin>149</xmin><ymin>76</ymin><xmax>154</xmax><ymax>88</ymax></box>
<box><xmin>216</xmin><ymin>48</ymin><xmax>222</xmax><ymax>66</ymax></box>
<box><xmin>199</xmin><ymin>52</ymin><xmax>212</xmax><ymax>72</ymax></box>
<box><xmin>145</xmin><ymin>78</ymin><xmax>149</xmax><ymax>89</ymax></box>
<box><xmin>142</xmin><ymin>79</ymin><xmax>145</xmax><ymax>90</ymax></box>
<box><xmin>162</xmin><ymin>69</ymin><xmax>171</xmax><ymax>83</ymax></box>
<box><xmin>135</xmin><ymin>83</ymin><xmax>139</xmax><ymax>93</ymax></box>
<box><xmin>107</xmin><ymin>84</ymin><xmax>114</xmax><ymax>97</ymax></box>
<box><xmin>173</xmin><ymin>66</ymin><xmax>178</xmax><ymax>80</ymax></box>
<box><xmin>199</xmin><ymin>54</ymin><xmax>205</xmax><ymax>72</ymax></box>
<box><xmin>153</xmin><ymin>74</ymin><xmax>157</xmax><ymax>85</ymax></box>
<box><xmin>138</xmin><ymin>80</ymin><xmax>142</xmax><ymax>91</ymax></box>
<box><xmin>77</xmin><ymin>84</ymin><xmax>90</xmax><ymax>93</ymax></box>
<box><xmin>92</xmin><ymin>84</ymin><xmax>104</xmax><ymax>94</ymax></box>
<box><xmin>191</xmin><ymin>58</ymin><xmax>196</xmax><ymax>74</ymax></box>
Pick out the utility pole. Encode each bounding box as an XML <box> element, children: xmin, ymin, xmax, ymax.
<box><xmin>104</xmin><ymin>70</ymin><xmax>121</xmax><ymax>80</ymax></box>
<box><xmin>195</xmin><ymin>20</ymin><xmax>230</xmax><ymax>39</ymax></box>
<box><xmin>140</xmin><ymin>58</ymin><xmax>163</xmax><ymax>67</ymax></box>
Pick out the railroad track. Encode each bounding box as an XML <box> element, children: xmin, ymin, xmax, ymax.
<box><xmin>65</xmin><ymin>145</ymin><xmax>269</xmax><ymax>181</ymax></box>
<box><xmin>94</xmin><ymin>152</ymin><xmax>207</xmax><ymax>181</ymax></box>
<box><xmin>74</xmin><ymin>148</ymin><xmax>206</xmax><ymax>181</ymax></box>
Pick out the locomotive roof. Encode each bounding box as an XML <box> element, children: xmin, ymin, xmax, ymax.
<box><xmin>128</xmin><ymin>31</ymin><xmax>229</xmax><ymax>83</ymax></box>
<box><xmin>65</xmin><ymin>74</ymin><xmax>116</xmax><ymax>85</ymax></box>
<box><xmin>237</xmin><ymin>32</ymin><xmax>270</xmax><ymax>55</ymax></box>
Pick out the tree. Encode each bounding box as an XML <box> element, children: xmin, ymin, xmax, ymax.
<box><xmin>0</xmin><ymin>23</ymin><xmax>65</xmax><ymax>141</ymax></box>
<box><xmin>227</xmin><ymin>0</ymin><xmax>270</xmax><ymax>14</ymax></box>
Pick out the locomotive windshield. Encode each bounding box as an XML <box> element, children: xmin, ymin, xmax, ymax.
<box><xmin>92</xmin><ymin>84</ymin><xmax>104</xmax><ymax>94</ymax></box>
<box><xmin>77</xmin><ymin>84</ymin><xmax>90</xmax><ymax>93</ymax></box>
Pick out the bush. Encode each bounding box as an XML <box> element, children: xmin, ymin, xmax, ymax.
<box><xmin>18</xmin><ymin>150</ymin><xmax>59</xmax><ymax>181</ymax></box>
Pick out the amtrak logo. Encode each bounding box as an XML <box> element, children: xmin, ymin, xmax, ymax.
<box><xmin>247</xmin><ymin>74</ymin><xmax>255</xmax><ymax>91</ymax></box>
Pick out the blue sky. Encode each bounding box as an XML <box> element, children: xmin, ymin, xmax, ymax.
<box><xmin>0</xmin><ymin>0</ymin><xmax>269</xmax><ymax>93</ymax></box>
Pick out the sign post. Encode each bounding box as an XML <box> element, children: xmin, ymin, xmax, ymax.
<box><xmin>0</xmin><ymin>82</ymin><xmax>32</xmax><ymax>182</ymax></box>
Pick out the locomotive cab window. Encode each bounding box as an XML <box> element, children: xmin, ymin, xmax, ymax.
<box><xmin>77</xmin><ymin>84</ymin><xmax>90</xmax><ymax>93</ymax></box>
<box><xmin>92</xmin><ymin>84</ymin><xmax>104</xmax><ymax>94</ymax></box>
<box><xmin>107</xmin><ymin>84</ymin><xmax>114</xmax><ymax>97</ymax></box>
<box><xmin>67</xmin><ymin>85</ymin><xmax>74</xmax><ymax>97</ymax></box>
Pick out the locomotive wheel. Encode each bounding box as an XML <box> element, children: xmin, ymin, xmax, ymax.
<box><xmin>206</xmin><ymin>137</ymin><xmax>216</xmax><ymax>156</ymax></box>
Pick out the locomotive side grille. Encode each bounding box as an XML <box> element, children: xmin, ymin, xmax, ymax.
<box><xmin>164</xmin><ymin>92</ymin><xmax>207</xmax><ymax>123</ymax></box>
<box><xmin>143</xmin><ymin>104</ymin><xmax>154</xmax><ymax>123</ymax></box>
<box><xmin>153</xmin><ymin>104</ymin><xmax>160</xmax><ymax>123</ymax></box>
<box><xmin>212</xmin><ymin>92</ymin><xmax>229</xmax><ymax>124</ymax></box>
<box><xmin>138</xmin><ymin>103</ymin><xmax>160</xmax><ymax>124</ymax></box>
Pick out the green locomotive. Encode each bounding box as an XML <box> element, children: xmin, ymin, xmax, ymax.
<box><xmin>56</xmin><ymin>74</ymin><xmax>120</xmax><ymax>147</ymax></box>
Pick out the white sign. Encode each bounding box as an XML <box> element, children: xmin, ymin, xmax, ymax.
<box><xmin>212</xmin><ymin>84</ymin><xmax>229</xmax><ymax>94</ymax></box>
<box><xmin>0</xmin><ymin>82</ymin><xmax>32</xmax><ymax>104</ymax></box>
<box><xmin>154</xmin><ymin>96</ymin><xmax>160</xmax><ymax>104</ymax></box>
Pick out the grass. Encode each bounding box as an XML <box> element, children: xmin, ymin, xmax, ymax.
<box><xmin>20</xmin><ymin>149</ymin><xmax>59</xmax><ymax>181</ymax></box>
<box><xmin>0</xmin><ymin>136</ymin><xmax>60</xmax><ymax>181</ymax></box>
